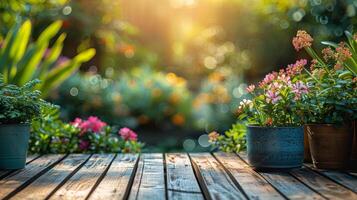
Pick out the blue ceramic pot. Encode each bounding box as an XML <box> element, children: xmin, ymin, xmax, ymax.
<box><xmin>246</xmin><ymin>126</ymin><xmax>304</xmax><ymax>169</ymax></box>
<box><xmin>0</xmin><ymin>124</ymin><xmax>30</xmax><ymax>169</ymax></box>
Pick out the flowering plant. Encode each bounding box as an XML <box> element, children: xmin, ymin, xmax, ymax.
<box><xmin>292</xmin><ymin>30</ymin><xmax>357</xmax><ymax>124</ymax></box>
<box><xmin>30</xmin><ymin>107</ymin><xmax>143</xmax><ymax>153</ymax></box>
<box><xmin>237</xmin><ymin>60</ymin><xmax>309</xmax><ymax>127</ymax></box>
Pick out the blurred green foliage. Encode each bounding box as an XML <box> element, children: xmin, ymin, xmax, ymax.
<box><xmin>52</xmin><ymin>68</ymin><xmax>193</xmax><ymax>130</ymax></box>
<box><xmin>0</xmin><ymin>19</ymin><xmax>95</xmax><ymax>97</ymax></box>
<box><xmin>209</xmin><ymin>122</ymin><xmax>247</xmax><ymax>153</ymax></box>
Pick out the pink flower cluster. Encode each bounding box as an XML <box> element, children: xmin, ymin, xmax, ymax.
<box><xmin>119</xmin><ymin>127</ymin><xmax>138</xmax><ymax>141</ymax></box>
<box><xmin>265</xmin><ymin>90</ymin><xmax>281</xmax><ymax>104</ymax></box>
<box><xmin>71</xmin><ymin>116</ymin><xmax>107</xmax><ymax>135</ymax></box>
<box><xmin>292</xmin><ymin>81</ymin><xmax>309</xmax><ymax>100</ymax></box>
<box><xmin>286</xmin><ymin>59</ymin><xmax>307</xmax><ymax>76</ymax></box>
<box><xmin>292</xmin><ymin>30</ymin><xmax>313</xmax><ymax>51</ymax></box>
<box><xmin>259</xmin><ymin>72</ymin><xmax>278</xmax><ymax>88</ymax></box>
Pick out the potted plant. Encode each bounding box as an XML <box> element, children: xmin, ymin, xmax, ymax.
<box><xmin>0</xmin><ymin>74</ymin><xmax>51</xmax><ymax>169</ymax></box>
<box><xmin>292</xmin><ymin>30</ymin><xmax>357</xmax><ymax>169</ymax></box>
<box><xmin>237</xmin><ymin>59</ymin><xmax>309</xmax><ymax>169</ymax></box>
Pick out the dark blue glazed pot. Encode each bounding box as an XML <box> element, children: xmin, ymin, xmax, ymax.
<box><xmin>246</xmin><ymin>126</ymin><xmax>304</xmax><ymax>169</ymax></box>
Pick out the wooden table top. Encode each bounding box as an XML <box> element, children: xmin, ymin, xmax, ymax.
<box><xmin>0</xmin><ymin>153</ymin><xmax>357</xmax><ymax>200</ymax></box>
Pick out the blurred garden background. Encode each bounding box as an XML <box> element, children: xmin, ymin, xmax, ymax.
<box><xmin>1</xmin><ymin>0</ymin><xmax>356</xmax><ymax>152</ymax></box>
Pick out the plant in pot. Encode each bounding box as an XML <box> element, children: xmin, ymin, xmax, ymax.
<box><xmin>237</xmin><ymin>59</ymin><xmax>309</xmax><ymax>169</ymax></box>
<box><xmin>292</xmin><ymin>30</ymin><xmax>357</xmax><ymax>169</ymax></box>
<box><xmin>0</xmin><ymin>74</ymin><xmax>52</xmax><ymax>169</ymax></box>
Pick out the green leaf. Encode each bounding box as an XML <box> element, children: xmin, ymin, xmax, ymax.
<box><xmin>0</xmin><ymin>22</ymin><xmax>20</xmax><ymax>81</ymax></box>
<box><xmin>37</xmin><ymin>33</ymin><xmax>66</xmax><ymax>81</ymax></box>
<box><xmin>321</xmin><ymin>41</ymin><xmax>339</xmax><ymax>48</ymax></box>
<box><xmin>41</xmin><ymin>48</ymin><xmax>96</xmax><ymax>97</ymax></box>
<box><xmin>12</xmin><ymin>21</ymin><xmax>62</xmax><ymax>85</ymax></box>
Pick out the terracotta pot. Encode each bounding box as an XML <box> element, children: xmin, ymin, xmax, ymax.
<box><xmin>306</xmin><ymin>123</ymin><xmax>353</xmax><ymax>169</ymax></box>
<box><xmin>351</xmin><ymin>121</ymin><xmax>357</xmax><ymax>169</ymax></box>
<box><xmin>303</xmin><ymin>126</ymin><xmax>312</xmax><ymax>163</ymax></box>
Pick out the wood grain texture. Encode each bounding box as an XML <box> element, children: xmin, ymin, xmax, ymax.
<box><xmin>189</xmin><ymin>153</ymin><xmax>246</xmax><ymax>200</ymax></box>
<box><xmin>11</xmin><ymin>154</ymin><xmax>90</xmax><ymax>200</ymax></box>
<box><xmin>305</xmin><ymin>164</ymin><xmax>357</xmax><ymax>193</ymax></box>
<box><xmin>214</xmin><ymin>152</ymin><xmax>284</xmax><ymax>200</ymax></box>
<box><xmin>237</xmin><ymin>153</ymin><xmax>325</xmax><ymax>200</ymax></box>
<box><xmin>290</xmin><ymin>167</ymin><xmax>357</xmax><ymax>200</ymax></box>
<box><xmin>166</xmin><ymin>153</ymin><xmax>204</xmax><ymax>200</ymax></box>
<box><xmin>26</xmin><ymin>154</ymin><xmax>39</xmax><ymax>163</ymax></box>
<box><xmin>0</xmin><ymin>154</ymin><xmax>65</xmax><ymax>199</ymax></box>
<box><xmin>128</xmin><ymin>153</ymin><xmax>166</xmax><ymax>200</ymax></box>
<box><xmin>88</xmin><ymin>154</ymin><xmax>139</xmax><ymax>200</ymax></box>
<box><xmin>49</xmin><ymin>154</ymin><xmax>115</xmax><ymax>200</ymax></box>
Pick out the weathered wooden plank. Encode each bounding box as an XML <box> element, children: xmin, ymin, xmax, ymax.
<box><xmin>88</xmin><ymin>154</ymin><xmax>139</xmax><ymax>200</ymax></box>
<box><xmin>0</xmin><ymin>154</ymin><xmax>65</xmax><ymax>199</ymax></box>
<box><xmin>305</xmin><ymin>164</ymin><xmax>357</xmax><ymax>193</ymax></box>
<box><xmin>189</xmin><ymin>153</ymin><xmax>246</xmax><ymax>200</ymax></box>
<box><xmin>166</xmin><ymin>153</ymin><xmax>204</xmax><ymax>200</ymax></box>
<box><xmin>214</xmin><ymin>152</ymin><xmax>284</xmax><ymax>200</ymax></box>
<box><xmin>290</xmin><ymin>167</ymin><xmax>357</xmax><ymax>199</ymax></box>
<box><xmin>26</xmin><ymin>154</ymin><xmax>39</xmax><ymax>163</ymax></box>
<box><xmin>237</xmin><ymin>153</ymin><xmax>325</xmax><ymax>200</ymax></box>
<box><xmin>128</xmin><ymin>153</ymin><xmax>166</xmax><ymax>200</ymax></box>
<box><xmin>49</xmin><ymin>154</ymin><xmax>115</xmax><ymax>200</ymax></box>
<box><xmin>12</xmin><ymin>154</ymin><xmax>91</xmax><ymax>200</ymax></box>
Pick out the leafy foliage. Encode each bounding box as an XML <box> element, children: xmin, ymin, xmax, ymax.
<box><xmin>0</xmin><ymin>73</ymin><xmax>51</xmax><ymax>124</ymax></box>
<box><xmin>193</xmin><ymin>71</ymin><xmax>244</xmax><ymax>131</ymax></box>
<box><xmin>30</xmin><ymin>107</ymin><xmax>144</xmax><ymax>154</ymax></box>
<box><xmin>295</xmin><ymin>30</ymin><xmax>357</xmax><ymax>124</ymax></box>
<box><xmin>208</xmin><ymin>123</ymin><xmax>246</xmax><ymax>153</ymax></box>
<box><xmin>0</xmin><ymin>20</ymin><xmax>95</xmax><ymax>97</ymax></box>
<box><xmin>53</xmin><ymin>68</ymin><xmax>193</xmax><ymax>130</ymax></box>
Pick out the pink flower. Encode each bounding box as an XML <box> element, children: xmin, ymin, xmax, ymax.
<box><xmin>292</xmin><ymin>30</ymin><xmax>313</xmax><ymax>51</ymax></box>
<box><xmin>266</xmin><ymin>90</ymin><xmax>281</xmax><ymax>104</ymax></box>
<box><xmin>71</xmin><ymin>116</ymin><xmax>107</xmax><ymax>134</ymax></box>
<box><xmin>79</xmin><ymin>140</ymin><xmax>90</xmax><ymax>150</ymax></box>
<box><xmin>292</xmin><ymin>81</ymin><xmax>309</xmax><ymax>100</ymax></box>
<box><xmin>286</xmin><ymin>59</ymin><xmax>307</xmax><ymax>76</ymax></box>
<box><xmin>246</xmin><ymin>84</ymin><xmax>255</xmax><ymax>93</ymax></box>
<box><xmin>71</xmin><ymin>118</ymin><xmax>83</xmax><ymax>127</ymax></box>
<box><xmin>277</xmin><ymin>74</ymin><xmax>291</xmax><ymax>84</ymax></box>
<box><xmin>259</xmin><ymin>72</ymin><xmax>277</xmax><ymax>88</ymax></box>
<box><xmin>119</xmin><ymin>127</ymin><xmax>138</xmax><ymax>141</ymax></box>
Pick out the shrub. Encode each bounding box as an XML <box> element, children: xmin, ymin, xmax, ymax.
<box><xmin>52</xmin><ymin>68</ymin><xmax>193</xmax><ymax>130</ymax></box>
<box><xmin>193</xmin><ymin>71</ymin><xmax>245</xmax><ymax>131</ymax></box>
<box><xmin>30</xmin><ymin>107</ymin><xmax>144</xmax><ymax>154</ymax></box>
<box><xmin>208</xmin><ymin>122</ymin><xmax>246</xmax><ymax>153</ymax></box>
<box><xmin>0</xmin><ymin>73</ymin><xmax>51</xmax><ymax>124</ymax></box>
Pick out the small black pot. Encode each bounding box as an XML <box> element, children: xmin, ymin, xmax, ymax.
<box><xmin>246</xmin><ymin>126</ymin><xmax>304</xmax><ymax>169</ymax></box>
<box><xmin>0</xmin><ymin>124</ymin><xmax>30</xmax><ymax>169</ymax></box>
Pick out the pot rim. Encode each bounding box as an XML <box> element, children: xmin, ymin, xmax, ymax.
<box><xmin>247</xmin><ymin>125</ymin><xmax>303</xmax><ymax>129</ymax></box>
<box><xmin>305</xmin><ymin>123</ymin><xmax>351</xmax><ymax>127</ymax></box>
